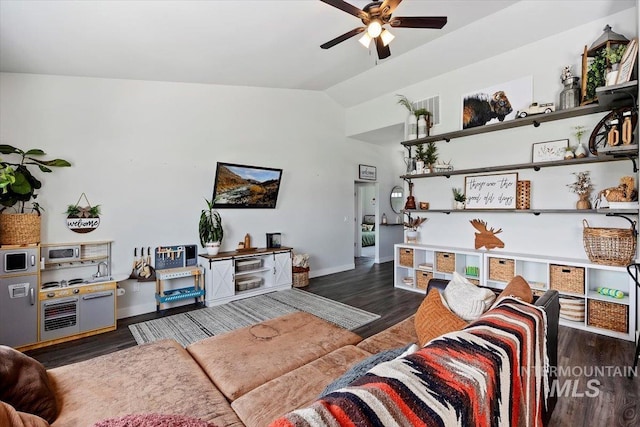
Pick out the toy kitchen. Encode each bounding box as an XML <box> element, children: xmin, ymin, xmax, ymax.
<box><xmin>0</xmin><ymin>240</ymin><xmax>118</xmax><ymax>350</ymax></box>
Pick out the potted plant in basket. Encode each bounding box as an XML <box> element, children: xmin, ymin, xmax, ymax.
<box><xmin>0</xmin><ymin>145</ymin><xmax>71</xmax><ymax>244</ymax></box>
<box><xmin>452</xmin><ymin>188</ymin><xmax>466</xmax><ymax>209</ymax></box>
<box><xmin>199</xmin><ymin>198</ymin><xmax>224</xmax><ymax>255</ymax></box>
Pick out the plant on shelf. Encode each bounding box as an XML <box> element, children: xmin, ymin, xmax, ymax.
<box><xmin>604</xmin><ymin>44</ymin><xmax>626</xmax><ymax>67</ymax></box>
<box><xmin>199</xmin><ymin>198</ymin><xmax>224</xmax><ymax>255</ymax></box>
<box><xmin>452</xmin><ymin>187</ymin><xmax>466</xmax><ymax>209</ymax></box>
<box><xmin>0</xmin><ymin>145</ymin><xmax>71</xmax><ymax>213</ymax></box>
<box><xmin>423</xmin><ymin>141</ymin><xmax>438</xmax><ymax>168</ymax></box>
<box><xmin>567</xmin><ymin>171</ymin><xmax>594</xmax><ymax>210</ymax></box>
<box><xmin>585</xmin><ymin>50</ymin><xmax>606</xmax><ymax>102</ymax></box>
<box><xmin>396</xmin><ymin>94</ymin><xmax>415</xmax><ymax>115</ymax></box>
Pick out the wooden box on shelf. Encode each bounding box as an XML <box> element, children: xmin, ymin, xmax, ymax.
<box><xmin>550</xmin><ymin>264</ymin><xmax>585</xmax><ymax>294</ymax></box>
<box><xmin>587</xmin><ymin>299</ymin><xmax>628</xmax><ymax>333</ymax></box>
<box><xmin>435</xmin><ymin>252</ymin><xmax>455</xmax><ymax>273</ymax></box>
<box><xmin>399</xmin><ymin>248</ymin><xmax>414</xmax><ymax>267</ymax></box>
<box><xmin>488</xmin><ymin>258</ymin><xmax>515</xmax><ymax>282</ymax></box>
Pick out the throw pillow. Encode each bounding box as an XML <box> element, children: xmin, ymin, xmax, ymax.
<box><xmin>92</xmin><ymin>414</ymin><xmax>217</xmax><ymax>427</ymax></box>
<box><xmin>0</xmin><ymin>346</ymin><xmax>58</xmax><ymax>423</ymax></box>
<box><xmin>414</xmin><ymin>290</ymin><xmax>468</xmax><ymax>347</ymax></box>
<box><xmin>319</xmin><ymin>345</ymin><xmax>413</xmax><ymax>398</ymax></box>
<box><xmin>443</xmin><ymin>272</ymin><xmax>496</xmax><ymax>321</ymax></box>
<box><xmin>494</xmin><ymin>275</ymin><xmax>533</xmax><ymax>305</ymax></box>
<box><xmin>0</xmin><ymin>401</ymin><xmax>50</xmax><ymax>427</ymax></box>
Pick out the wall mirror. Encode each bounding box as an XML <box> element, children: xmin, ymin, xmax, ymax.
<box><xmin>390</xmin><ymin>185</ymin><xmax>404</xmax><ymax>214</ymax></box>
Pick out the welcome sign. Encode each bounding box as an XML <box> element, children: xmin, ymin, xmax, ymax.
<box><xmin>464</xmin><ymin>173</ymin><xmax>518</xmax><ymax>209</ymax></box>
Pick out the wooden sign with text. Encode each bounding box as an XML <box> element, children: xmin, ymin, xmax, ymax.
<box><xmin>464</xmin><ymin>173</ymin><xmax>518</xmax><ymax>209</ymax></box>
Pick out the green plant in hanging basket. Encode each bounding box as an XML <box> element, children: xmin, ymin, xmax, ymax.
<box><xmin>65</xmin><ymin>204</ymin><xmax>101</xmax><ymax>218</ymax></box>
<box><xmin>0</xmin><ymin>145</ymin><xmax>71</xmax><ymax>213</ymax></box>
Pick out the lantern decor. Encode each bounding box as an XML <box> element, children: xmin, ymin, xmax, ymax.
<box><xmin>580</xmin><ymin>25</ymin><xmax>629</xmax><ymax>105</ymax></box>
<box><xmin>65</xmin><ymin>192</ymin><xmax>101</xmax><ymax>233</ymax></box>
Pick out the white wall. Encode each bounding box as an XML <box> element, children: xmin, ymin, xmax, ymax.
<box><xmin>0</xmin><ymin>73</ymin><xmax>398</xmax><ymax>317</ymax></box>
<box><xmin>346</xmin><ymin>8</ymin><xmax>637</xmax><ymax>258</ymax></box>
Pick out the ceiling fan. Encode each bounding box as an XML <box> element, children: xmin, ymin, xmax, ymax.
<box><xmin>319</xmin><ymin>0</ymin><xmax>447</xmax><ymax>59</ymax></box>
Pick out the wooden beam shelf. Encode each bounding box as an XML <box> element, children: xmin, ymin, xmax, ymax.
<box><xmin>403</xmin><ymin>208</ymin><xmax>638</xmax><ymax>215</ymax></box>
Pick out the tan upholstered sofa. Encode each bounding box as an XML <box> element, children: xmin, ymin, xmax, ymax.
<box><xmin>1</xmin><ymin>280</ymin><xmax>559</xmax><ymax>427</ymax></box>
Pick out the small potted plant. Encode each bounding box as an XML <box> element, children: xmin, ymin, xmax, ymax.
<box><xmin>199</xmin><ymin>198</ymin><xmax>224</xmax><ymax>255</ymax></box>
<box><xmin>452</xmin><ymin>188</ymin><xmax>466</xmax><ymax>209</ymax></box>
<box><xmin>573</xmin><ymin>125</ymin><xmax>587</xmax><ymax>158</ymax></box>
<box><xmin>567</xmin><ymin>171</ymin><xmax>594</xmax><ymax>210</ymax></box>
<box><xmin>0</xmin><ymin>145</ymin><xmax>71</xmax><ymax>244</ymax></box>
<box><xmin>605</xmin><ymin>44</ymin><xmax>626</xmax><ymax>85</ymax></box>
<box><xmin>423</xmin><ymin>141</ymin><xmax>438</xmax><ymax>172</ymax></box>
<box><xmin>403</xmin><ymin>215</ymin><xmax>427</xmax><ymax>243</ymax></box>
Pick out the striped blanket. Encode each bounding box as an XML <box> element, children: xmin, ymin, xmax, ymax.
<box><xmin>271</xmin><ymin>298</ymin><xmax>548</xmax><ymax>427</ymax></box>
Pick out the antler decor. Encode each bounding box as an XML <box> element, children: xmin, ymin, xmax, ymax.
<box><xmin>470</xmin><ymin>219</ymin><xmax>504</xmax><ymax>250</ymax></box>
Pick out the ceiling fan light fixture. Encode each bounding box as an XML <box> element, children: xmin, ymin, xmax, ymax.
<box><xmin>359</xmin><ymin>32</ymin><xmax>372</xmax><ymax>48</ymax></box>
<box><xmin>380</xmin><ymin>29</ymin><xmax>395</xmax><ymax>46</ymax></box>
<box><xmin>366</xmin><ymin>19</ymin><xmax>382</xmax><ymax>38</ymax></box>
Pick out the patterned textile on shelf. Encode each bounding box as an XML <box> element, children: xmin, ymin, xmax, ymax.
<box><xmin>270</xmin><ymin>297</ymin><xmax>549</xmax><ymax>427</ymax></box>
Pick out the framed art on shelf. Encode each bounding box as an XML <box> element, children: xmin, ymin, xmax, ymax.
<box><xmin>616</xmin><ymin>38</ymin><xmax>638</xmax><ymax>85</ymax></box>
<box><xmin>464</xmin><ymin>172</ymin><xmax>518</xmax><ymax>210</ymax></box>
<box><xmin>531</xmin><ymin>139</ymin><xmax>570</xmax><ymax>163</ymax></box>
<box><xmin>359</xmin><ymin>164</ymin><xmax>377</xmax><ymax>181</ymax></box>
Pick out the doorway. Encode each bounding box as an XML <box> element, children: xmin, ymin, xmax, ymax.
<box><xmin>354</xmin><ymin>182</ymin><xmax>377</xmax><ymax>260</ymax></box>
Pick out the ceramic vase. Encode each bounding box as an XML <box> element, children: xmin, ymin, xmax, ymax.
<box><xmin>406</xmin><ymin>230</ymin><xmax>418</xmax><ymax>243</ymax></box>
<box><xmin>205</xmin><ymin>242</ymin><xmax>220</xmax><ymax>255</ymax></box>
<box><xmin>575</xmin><ymin>143</ymin><xmax>587</xmax><ymax>158</ymax></box>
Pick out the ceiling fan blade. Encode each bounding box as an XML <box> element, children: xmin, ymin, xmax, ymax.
<box><xmin>375</xmin><ymin>36</ymin><xmax>391</xmax><ymax>59</ymax></box>
<box><xmin>319</xmin><ymin>0</ymin><xmax>367</xmax><ymax>20</ymax></box>
<box><xmin>390</xmin><ymin>16</ymin><xmax>447</xmax><ymax>29</ymax></box>
<box><xmin>320</xmin><ymin>27</ymin><xmax>365</xmax><ymax>49</ymax></box>
<box><xmin>379</xmin><ymin>0</ymin><xmax>403</xmax><ymax>16</ymax></box>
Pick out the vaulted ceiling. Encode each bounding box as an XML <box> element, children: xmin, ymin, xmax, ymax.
<box><xmin>0</xmin><ymin>1</ymin><xmax>636</xmax><ymax>107</ymax></box>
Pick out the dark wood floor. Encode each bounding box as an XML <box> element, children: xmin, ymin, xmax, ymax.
<box><xmin>26</xmin><ymin>258</ymin><xmax>639</xmax><ymax>426</ymax></box>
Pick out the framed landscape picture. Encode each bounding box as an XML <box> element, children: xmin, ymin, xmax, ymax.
<box><xmin>212</xmin><ymin>162</ymin><xmax>283</xmax><ymax>209</ymax></box>
<box><xmin>532</xmin><ymin>139</ymin><xmax>569</xmax><ymax>163</ymax></box>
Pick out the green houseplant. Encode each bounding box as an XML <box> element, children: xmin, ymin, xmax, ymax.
<box><xmin>0</xmin><ymin>145</ymin><xmax>71</xmax><ymax>213</ymax></box>
<box><xmin>452</xmin><ymin>187</ymin><xmax>466</xmax><ymax>209</ymax></box>
<box><xmin>199</xmin><ymin>198</ymin><xmax>224</xmax><ymax>255</ymax></box>
<box><xmin>0</xmin><ymin>145</ymin><xmax>71</xmax><ymax>245</ymax></box>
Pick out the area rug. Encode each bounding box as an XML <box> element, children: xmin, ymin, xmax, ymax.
<box><xmin>128</xmin><ymin>288</ymin><xmax>380</xmax><ymax>347</ymax></box>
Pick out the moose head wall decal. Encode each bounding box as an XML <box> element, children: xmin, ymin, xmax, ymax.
<box><xmin>470</xmin><ymin>219</ymin><xmax>504</xmax><ymax>250</ymax></box>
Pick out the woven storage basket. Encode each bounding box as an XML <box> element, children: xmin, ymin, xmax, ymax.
<box><xmin>399</xmin><ymin>248</ymin><xmax>414</xmax><ymax>267</ymax></box>
<box><xmin>415</xmin><ymin>270</ymin><xmax>433</xmax><ymax>290</ymax></box>
<box><xmin>582</xmin><ymin>219</ymin><xmax>636</xmax><ymax>266</ymax></box>
<box><xmin>549</xmin><ymin>264</ymin><xmax>584</xmax><ymax>294</ymax></box>
<box><xmin>559</xmin><ymin>296</ymin><xmax>586</xmax><ymax>322</ymax></box>
<box><xmin>292</xmin><ymin>267</ymin><xmax>309</xmax><ymax>288</ymax></box>
<box><xmin>587</xmin><ymin>299</ymin><xmax>628</xmax><ymax>333</ymax></box>
<box><xmin>488</xmin><ymin>258</ymin><xmax>515</xmax><ymax>282</ymax></box>
<box><xmin>0</xmin><ymin>212</ymin><xmax>41</xmax><ymax>245</ymax></box>
<box><xmin>436</xmin><ymin>252</ymin><xmax>455</xmax><ymax>273</ymax></box>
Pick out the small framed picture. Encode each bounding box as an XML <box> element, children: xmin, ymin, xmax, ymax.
<box><xmin>266</xmin><ymin>233</ymin><xmax>281</xmax><ymax>248</ymax></box>
<box><xmin>531</xmin><ymin>139</ymin><xmax>569</xmax><ymax>163</ymax></box>
<box><xmin>359</xmin><ymin>164</ymin><xmax>377</xmax><ymax>180</ymax></box>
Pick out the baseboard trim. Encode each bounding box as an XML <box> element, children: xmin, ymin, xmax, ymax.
<box><xmin>310</xmin><ymin>263</ymin><xmax>355</xmax><ymax>278</ymax></box>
